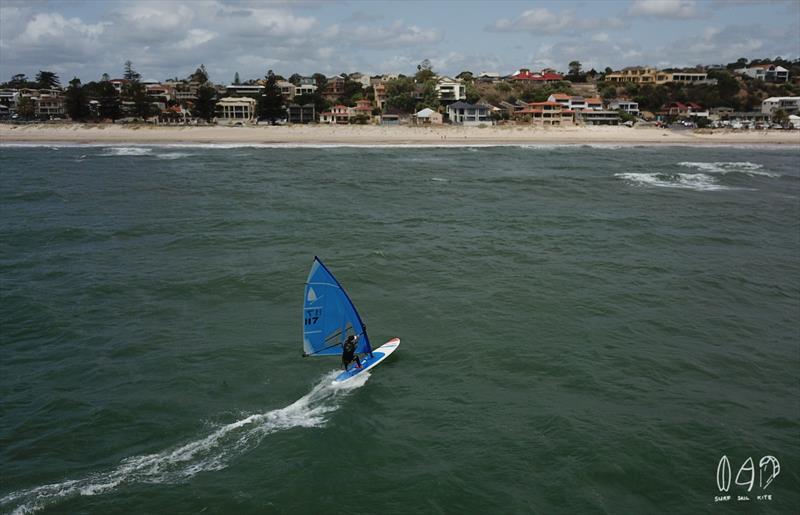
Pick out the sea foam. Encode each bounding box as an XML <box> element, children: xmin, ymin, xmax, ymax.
<box><xmin>0</xmin><ymin>370</ymin><xmax>367</xmax><ymax>514</ymax></box>
<box><xmin>615</xmin><ymin>172</ymin><xmax>734</xmax><ymax>191</ymax></box>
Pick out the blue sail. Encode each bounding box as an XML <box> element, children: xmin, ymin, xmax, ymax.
<box><xmin>303</xmin><ymin>257</ymin><xmax>371</xmax><ymax>357</ymax></box>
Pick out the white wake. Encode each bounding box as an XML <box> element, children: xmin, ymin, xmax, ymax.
<box><xmin>0</xmin><ymin>371</ymin><xmax>368</xmax><ymax>514</ymax></box>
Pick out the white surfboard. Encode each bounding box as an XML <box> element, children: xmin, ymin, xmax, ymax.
<box><xmin>333</xmin><ymin>338</ymin><xmax>400</xmax><ymax>383</ymax></box>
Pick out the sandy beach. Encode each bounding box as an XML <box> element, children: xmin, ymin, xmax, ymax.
<box><xmin>1</xmin><ymin>122</ymin><xmax>799</xmax><ymax>146</ymax></box>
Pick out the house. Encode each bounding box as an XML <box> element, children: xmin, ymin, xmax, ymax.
<box><xmin>606</xmin><ymin>67</ymin><xmax>715</xmax><ymax>85</ymax></box>
<box><xmin>225</xmin><ymin>84</ymin><xmax>264</xmax><ymax>97</ymax></box>
<box><xmin>158</xmin><ymin>105</ymin><xmax>192</xmax><ymax>125</ymax></box>
<box><xmin>608</xmin><ymin>99</ymin><xmax>640</xmax><ymax>116</ymax></box>
<box><xmin>514</xmin><ymin>101</ymin><xmax>574</xmax><ymax>126</ymax></box>
<box><xmin>323</xmin><ymin>77</ymin><xmax>345</xmax><ymax>100</ymax></box>
<box><xmin>547</xmin><ymin>93</ymin><xmax>603</xmax><ymax>111</ymax></box>
<box><xmin>578</xmin><ymin>110</ymin><xmax>621</xmax><ymax>125</ymax></box>
<box><xmin>435</xmin><ymin>77</ymin><xmax>466</xmax><ymax>102</ymax></box>
<box><xmin>476</xmin><ymin>72</ymin><xmax>500</xmax><ymax>83</ymax></box>
<box><xmin>276</xmin><ymin>80</ymin><xmax>296</xmax><ymax>101</ymax></box>
<box><xmin>509</xmin><ymin>68</ymin><xmax>563</xmax><ymax>83</ymax></box>
<box><xmin>662</xmin><ymin>102</ymin><xmax>708</xmax><ymax>118</ymax></box>
<box><xmin>216</xmin><ymin>96</ymin><xmax>257</xmax><ymax>125</ymax></box>
<box><xmin>788</xmin><ymin>114</ymin><xmax>800</xmax><ymax>129</ymax></box>
<box><xmin>761</xmin><ymin>96</ymin><xmax>800</xmax><ymax>115</ymax></box>
<box><xmin>109</xmin><ymin>79</ymin><xmax>131</xmax><ymax>94</ymax></box>
<box><xmin>605</xmin><ymin>66</ymin><xmax>658</xmax><ymax>84</ymax></box>
<box><xmin>446</xmin><ymin>101</ymin><xmax>491</xmax><ymax>125</ymax></box>
<box><xmin>320</xmin><ymin>104</ymin><xmax>350</xmax><ymax>124</ymax></box>
<box><xmin>351</xmin><ymin>99</ymin><xmax>373</xmax><ymax>122</ymax></box>
<box><xmin>295</xmin><ymin>82</ymin><xmax>317</xmax><ymax>96</ymax></box>
<box><xmin>374</xmin><ymin>83</ymin><xmax>387</xmax><ymax>109</ymax></box>
<box><xmin>414</xmin><ymin>107</ymin><xmax>443</xmax><ymax>125</ymax></box>
<box><xmin>286</xmin><ymin>103</ymin><xmax>315</xmax><ymax>124</ymax></box>
<box><xmin>735</xmin><ymin>64</ymin><xmax>789</xmax><ymax>83</ymax></box>
<box><xmin>380</xmin><ymin>107</ymin><xmax>409</xmax><ymax>125</ymax></box>
<box><xmin>146</xmin><ymin>84</ymin><xmax>174</xmax><ymax>103</ymax></box>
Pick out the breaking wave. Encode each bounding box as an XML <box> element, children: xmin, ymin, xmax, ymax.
<box><xmin>678</xmin><ymin>161</ymin><xmax>779</xmax><ymax>177</ymax></box>
<box><xmin>0</xmin><ymin>370</ymin><xmax>368</xmax><ymax>514</ymax></box>
<box><xmin>615</xmin><ymin>172</ymin><xmax>734</xmax><ymax>191</ymax></box>
<box><xmin>101</xmin><ymin>147</ymin><xmax>153</xmax><ymax>156</ymax></box>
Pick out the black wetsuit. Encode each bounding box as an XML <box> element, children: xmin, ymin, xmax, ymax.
<box><xmin>342</xmin><ymin>338</ymin><xmax>359</xmax><ymax>370</ymax></box>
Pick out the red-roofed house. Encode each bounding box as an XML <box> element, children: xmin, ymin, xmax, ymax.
<box><xmin>320</xmin><ymin>104</ymin><xmax>351</xmax><ymax>124</ymax></box>
<box><xmin>509</xmin><ymin>69</ymin><xmax>564</xmax><ymax>83</ymax></box>
<box><xmin>514</xmin><ymin>101</ymin><xmax>574</xmax><ymax>126</ymax></box>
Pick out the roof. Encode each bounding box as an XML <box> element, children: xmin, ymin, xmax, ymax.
<box><xmin>416</xmin><ymin>108</ymin><xmax>436</xmax><ymax>117</ymax></box>
<box><xmin>584</xmin><ymin>97</ymin><xmax>602</xmax><ymax>103</ymax></box>
<box><xmin>550</xmin><ymin>93</ymin><xmax>571</xmax><ymax>100</ymax></box>
<box><xmin>528</xmin><ymin>101</ymin><xmax>562</xmax><ymax>107</ymax></box>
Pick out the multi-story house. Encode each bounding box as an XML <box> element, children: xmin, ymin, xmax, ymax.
<box><xmin>320</xmin><ymin>104</ymin><xmax>351</xmax><ymax>124</ymax></box>
<box><xmin>508</xmin><ymin>68</ymin><xmax>564</xmax><ymax>83</ymax></box>
<box><xmin>736</xmin><ymin>64</ymin><xmax>789</xmax><ymax>83</ymax></box>
<box><xmin>216</xmin><ymin>96</ymin><xmax>257</xmax><ymax>125</ymax></box>
<box><xmin>547</xmin><ymin>93</ymin><xmax>603</xmax><ymax>111</ymax></box>
<box><xmin>606</xmin><ymin>67</ymin><xmax>715</xmax><ymax>85</ymax></box>
<box><xmin>435</xmin><ymin>77</ymin><xmax>466</xmax><ymax>102</ymax></box>
<box><xmin>276</xmin><ymin>80</ymin><xmax>296</xmax><ymax>101</ymax></box>
<box><xmin>608</xmin><ymin>99</ymin><xmax>640</xmax><ymax>116</ymax></box>
<box><xmin>286</xmin><ymin>103</ymin><xmax>315</xmax><ymax>124</ymax></box>
<box><xmin>514</xmin><ymin>101</ymin><xmax>574</xmax><ymax>126</ymax></box>
<box><xmin>761</xmin><ymin>96</ymin><xmax>800</xmax><ymax>115</ymax></box>
<box><xmin>446</xmin><ymin>101</ymin><xmax>491</xmax><ymax>125</ymax></box>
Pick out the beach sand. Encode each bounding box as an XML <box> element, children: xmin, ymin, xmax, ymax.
<box><xmin>1</xmin><ymin>123</ymin><xmax>799</xmax><ymax>146</ymax></box>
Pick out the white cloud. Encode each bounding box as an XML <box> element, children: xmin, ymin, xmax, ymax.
<box><xmin>628</xmin><ymin>0</ymin><xmax>698</xmax><ymax>19</ymax></box>
<box><xmin>592</xmin><ymin>32</ymin><xmax>610</xmax><ymax>42</ymax></box>
<box><xmin>176</xmin><ymin>29</ymin><xmax>217</xmax><ymax>49</ymax></box>
<box><xmin>487</xmin><ymin>8</ymin><xmax>625</xmax><ymax>34</ymax></box>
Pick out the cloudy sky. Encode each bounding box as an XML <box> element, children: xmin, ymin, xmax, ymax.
<box><xmin>1</xmin><ymin>0</ymin><xmax>798</xmax><ymax>84</ymax></box>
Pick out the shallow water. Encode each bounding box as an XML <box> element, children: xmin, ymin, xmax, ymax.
<box><xmin>1</xmin><ymin>144</ymin><xmax>798</xmax><ymax>513</ymax></box>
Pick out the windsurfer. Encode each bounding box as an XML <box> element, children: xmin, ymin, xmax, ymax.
<box><xmin>342</xmin><ymin>334</ymin><xmax>363</xmax><ymax>371</ymax></box>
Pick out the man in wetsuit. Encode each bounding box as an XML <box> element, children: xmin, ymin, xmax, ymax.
<box><xmin>342</xmin><ymin>334</ymin><xmax>363</xmax><ymax>371</ymax></box>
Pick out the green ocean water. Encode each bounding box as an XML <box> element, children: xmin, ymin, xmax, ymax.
<box><xmin>1</xmin><ymin>143</ymin><xmax>798</xmax><ymax>514</ymax></box>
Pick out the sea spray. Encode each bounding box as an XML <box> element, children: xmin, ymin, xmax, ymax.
<box><xmin>0</xmin><ymin>371</ymin><xmax>369</xmax><ymax>514</ymax></box>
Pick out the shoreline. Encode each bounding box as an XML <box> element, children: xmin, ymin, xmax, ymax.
<box><xmin>2</xmin><ymin>123</ymin><xmax>799</xmax><ymax>146</ymax></box>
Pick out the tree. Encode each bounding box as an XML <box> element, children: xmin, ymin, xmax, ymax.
<box><xmin>36</xmin><ymin>71</ymin><xmax>60</xmax><ymax>89</ymax></box>
<box><xmin>257</xmin><ymin>70</ymin><xmax>284</xmax><ymax>122</ymax></box>
<box><xmin>16</xmin><ymin>95</ymin><xmax>35</xmax><ymax>119</ymax></box>
<box><xmin>456</xmin><ymin>71</ymin><xmax>474</xmax><ymax>81</ymax></box>
<box><xmin>194</xmin><ymin>84</ymin><xmax>217</xmax><ymax>122</ymax></box>
<box><xmin>415</xmin><ymin>59</ymin><xmax>436</xmax><ymax>83</ymax></box>
<box><xmin>772</xmin><ymin>109</ymin><xmax>789</xmax><ymax>126</ymax></box>
<box><xmin>123</xmin><ymin>81</ymin><xmax>152</xmax><ymax>119</ymax></box>
<box><xmin>289</xmin><ymin>73</ymin><xmax>302</xmax><ymax>86</ymax></box>
<box><xmin>7</xmin><ymin>73</ymin><xmax>36</xmax><ymax>89</ymax></box>
<box><xmin>233</xmin><ymin>72</ymin><xmax>241</xmax><ymax>85</ymax></box>
<box><xmin>191</xmin><ymin>65</ymin><xmax>209</xmax><ymax>83</ymax></box>
<box><xmin>123</xmin><ymin>60</ymin><xmax>141</xmax><ymax>82</ymax></box>
<box><xmin>65</xmin><ymin>77</ymin><xmax>89</xmax><ymax>121</ymax></box>
<box><xmin>567</xmin><ymin>61</ymin><xmax>585</xmax><ymax>82</ymax></box>
<box><xmin>101</xmin><ymin>73</ymin><xmax>110</xmax><ymax>82</ymax></box>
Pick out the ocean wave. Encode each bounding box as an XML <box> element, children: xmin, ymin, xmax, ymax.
<box><xmin>678</xmin><ymin>161</ymin><xmax>779</xmax><ymax>177</ymax></box>
<box><xmin>155</xmin><ymin>152</ymin><xmax>191</xmax><ymax>160</ymax></box>
<box><xmin>615</xmin><ymin>172</ymin><xmax>735</xmax><ymax>191</ymax></box>
<box><xmin>101</xmin><ymin>147</ymin><xmax>153</xmax><ymax>156</ymax></box>
<box><xmin>0</xmin><ymin>370</ymin><xmax>369</xmax><ymax>514</ymax></box>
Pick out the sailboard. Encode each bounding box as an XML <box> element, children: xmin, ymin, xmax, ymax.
<box><xmin>302</xmin><ymin>256</ymin><xmax>399</xmax><ymax>383</ymax></box>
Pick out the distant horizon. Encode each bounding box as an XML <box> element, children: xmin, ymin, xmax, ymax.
<box><xmin>1</xmin><ymin>0</ymin><xmax>799</xmax><ymax>84</ymax></box>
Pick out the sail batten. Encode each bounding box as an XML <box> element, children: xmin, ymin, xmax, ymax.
<box><xmin>302</xmin><ymin>257</ymin><xmax>371</xmax><ymax>357</ymax></box>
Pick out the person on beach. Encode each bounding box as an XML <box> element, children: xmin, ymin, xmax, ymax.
<box><xmin>342</xmin><ymin>334</ymin><xmax>363</xmax><ymax>371</ymax></box>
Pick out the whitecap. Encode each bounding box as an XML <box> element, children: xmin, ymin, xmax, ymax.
<box><xmin>155</xmin><ymin>152</ymin><xmax>191</xmax><ymax>160</ymax></box>
<box><xmin>615</xmin><ymin>172</ymin><xmax>733</xmax><ymax>191</ymax></box>
<box><xmin>678</xmin><ymin>161</ymin><xmax>779</xmax><ymax>177</ymax></box>
<box><xmin>101</xmin><ymin>147</ymin><xmax>153</xmax><ymax>156</ymax></box>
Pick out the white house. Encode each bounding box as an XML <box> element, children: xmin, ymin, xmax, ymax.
<box><xmin>435</xmin><ymin>77</ymin><xmax>466</xmax><ymax>102</ymax></box>
<box><xmin>414</xmin><ymin>107</ymin><xmax>443</xmax><ymax>125</ymax></box>
<box><xmin>547</xmin><ymin>93</ymin><xmax>603</xmax><ymax>111</ymax></box>
<box><xmin>608</xmin><ymin>98</ymin><xmax>640</xmax><ymax>116</ymax></box>
<box><xmin>736</xmin><ymin>64</ymin><xmax>789</xmax><ymax>83</ymax></box>
<box><xmin>216</xmin><ymin>97</ymin><xmax>257</xmax><ymax>125</ymax></box>
<box><xmin>446</xmin><ymin>101</ymin><xmax>491</xmax><ymax>125</ymax></box>
<box><xmin>761</xmin><ymin>97</ymin><xmax>800</xmax><ymax>115</ymax></box>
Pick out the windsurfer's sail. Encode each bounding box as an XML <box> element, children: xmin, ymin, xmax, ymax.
<box><xmin>303</xmin><ymin>257</ymin><xmax>371</xmax><ymax>357</ymax></box>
